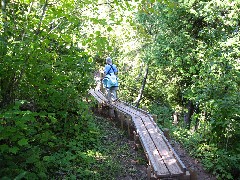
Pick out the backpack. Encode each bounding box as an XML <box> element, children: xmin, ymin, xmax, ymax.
<box><xmin>102</xmin><ymin>73</ymin><xmax>118</xmax><ymax>88</ymax></box>
<box><xmin>102</xmin><ymin>65</ymin><xmax>119</xmax><ymax>88</ymax></box>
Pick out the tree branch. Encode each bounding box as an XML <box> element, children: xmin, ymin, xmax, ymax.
<box><xmin>134</xmin><ymin>64</ymin><xmax>149</xmax><ymax>107</ymax></box>
<box><xmin>36</xmin><ymin>0</ymin><xmax>48</xmax><ymax>35</ymax></box>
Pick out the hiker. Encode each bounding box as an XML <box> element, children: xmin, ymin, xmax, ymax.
<box><xmin>102</xmin><ymin>57</ymin><xmax>119</xmax><ymax>103</ymax></box>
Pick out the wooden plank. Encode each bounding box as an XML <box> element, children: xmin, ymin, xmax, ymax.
<box><xmin>89</xmin><ymin>89</ymin><xmax>104</xmax><ymax>103</ymax></box>
<box><xmin>94</xmin><ymin>90</ymin><xmax>108</xmax><ymax>102</ymax></box>
<box><xmin>110</xmin><ymin>101</ymin><xmax>181</xmax><ymax>176</ymax></box>
<box><xmin>146</xmin><ymin>114</ymin><xmax>187</xmax><ymax>172</ymax></box>
<box><xmin>144</xmin><ymin>115</ymin><xmax>183</xmax><ymax>176</ymax></box>
<box><xmin>133</xmin><ymin>116</ymin><xmax>170</xmax><ymax>177</ymax></box>
<box><xmin>141</xmin><ymin>114</ymin><xmax>184</xmax><ymax>177</ymax></box>
<box><xmin>113</xmin><ymin>101</ymin><xmax>142</xmax><ymax>117</ymax></box>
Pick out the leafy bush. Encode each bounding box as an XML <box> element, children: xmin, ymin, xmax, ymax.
<box><xmin>0</xmin><ymin>100</ymin><xmax>99</xmax><ymax>179</ymax></box>
<box><xmin>171</xmin><ymin>123</ymin><xmax>240</xmax><ymax>179</ymax></box>
<box><xmin>149</xmin><ymin>103</ymin><xmax>174</xmax><ymax>128</ymax></box>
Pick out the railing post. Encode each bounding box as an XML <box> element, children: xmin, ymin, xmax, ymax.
<box><xmin>127</xmin><ymin>116</ymin><xmax>131</xmax><ymax>136</ymax></box>
<box><xmin>142</xmin><ymin>106</ymin><xmax>147</xmax><ymax>112</ymax></box>
<box><xmin>109</xmin><ymin>107</ymin><xmax>115</xmax><ymax>118</ymax></box>
<box><xmin>98</xmin><ymin>102</ymin><xmax>102</xmax><ymax>114</ymax></box>
<box><xmin>179</xmin><ymin>171</ymin><xmax>191</xmax><ymax>180</ymax></box>
<box><xmin>189</xmin><ymin>168</ymin><xmax>197</xmax><ymax>180</ymax></box>
<box><xmin>163</xmin><ymin>128</ymin><xmax>170</xmax><ymax>140</ymax></box>
<box><xmin>147</xmin><ymin>164</ymin><xmax>152</xmax><ymax>180</ymax></box>
<box><xmin>152</xmin><ymin>114</ymin><xmax>157</xmax><ymax>123</ymax></box>
<box><xmin>119</xmin><ymin>113</ymin><xmax>124</xmax><ymax>129</ymax></box>
<box><xmin>133</xmin><ymin>131</ymin><xmax>140</xmax><ymax>150</ymax></box>
<box><xmin>121</xmin><ymin>114</ymin><xmax>124</xmax><ymax>129</ymax></box>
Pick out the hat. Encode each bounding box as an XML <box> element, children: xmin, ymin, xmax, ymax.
<box><xmin>106</xmin><ymin>57</ymin><xmax>112</xmax><ymax>64</ymax></box>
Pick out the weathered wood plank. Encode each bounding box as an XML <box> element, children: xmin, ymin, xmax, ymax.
<box><xmin>114</xmin><ymin>101</ymin><xmax>142</xmax><ymax>117</ymax></box>
<box><xmin>89</xmin><ymin>89</ymin><xmax>104</xmax><ymax>103</ymax></box>
<box><xmin>107</xmin><ymin>100</ymin><xmax>183</xmax><ymax>176</ymax></box>
<box><xmin>141</xmin><ymin>114</ymin><xmax>184</xmax><ymax>177</ymax></box>
<box><xmin>133</xmin><ymin>116</ymin><xmax>170</xmax><ymax>177</ymax></box>
<box><xmin>146</xmin><ymin>114</ymin><xmax>187</xmax><ymax>172</ymax></box>
<box><xmin>94</xmin><ymin>90</ymin><xmax>108</xmax><ymax>102</ymax></box>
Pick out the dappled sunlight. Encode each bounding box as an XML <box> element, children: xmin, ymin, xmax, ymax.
<box><xmin>148</xmin><ymin>128</ymin><xmax>156</xmax><ymax>134</ymax></box>
<box><xmin>165</xmin><ymin>159</ymin><xmax>177</xmax><ymax>166</ymax></box>
<box><xmin>85</xmin><ymin>150</ymin><xmax>107</xmax><ymax>161</ymax></box>
<box><xmin>152</xmin><ymin>148</ymin><xmax>177</xmax><ymax>166</ymax></box>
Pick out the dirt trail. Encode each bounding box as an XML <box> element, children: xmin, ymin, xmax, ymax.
<box><xmin>171</xmin><ymin>140</ymin><xmax>216</xmax><ymax>180</ymax></box>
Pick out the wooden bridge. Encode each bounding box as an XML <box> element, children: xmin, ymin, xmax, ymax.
<box><xmin>89</xmin><ymin>88</ymin><xmax>190</xmax><ymax>180</ymax></box>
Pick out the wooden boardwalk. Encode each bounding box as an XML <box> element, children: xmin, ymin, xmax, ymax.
<box><xmin>89</xmin><ymin>89</ymin><xmax>189</xmax><ymax>179</ymax></box>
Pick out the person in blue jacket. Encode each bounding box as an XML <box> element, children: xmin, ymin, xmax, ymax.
<box><xmin>102</xmin><ymin>57</ymin><xmax>119</xmax><ymax>103</ymax></box>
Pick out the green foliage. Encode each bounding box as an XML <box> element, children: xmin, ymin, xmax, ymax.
<box><xmin>0</xmin><ymin>0</ymin><xmax>95</xmax><ymax>108</ymax></box>
<box><xmin>149</xmin><ymin>103</ymin><xmax>173</xmax><ymax>127</ymax></box>
<box><xmin>0</xmin><ymin>104</ymin><xmax>132</xmax><ymax>179</ymax></box>
<box><xmin>128</xmin><ymin>1</ymin><xmax>240</xmax><ymax>178</ymax></box>
<box><xmin>0</xmin><ymin>100</ymin><xmax>100</xmax><ymax>179</ymax></box>
<box><xmin>0</xmin><ymin>0</ymin><xmax>99</xmax><ymax>179</ymax></box>
<box><xmin>172</xmin><ymin>125</ymin><xmax>240</xmax><ymax>180</ymax></box>
<box><xmin>0</xmin><ymin>0</ymin><xmax>148</xmax><ymax>179</ymax></box>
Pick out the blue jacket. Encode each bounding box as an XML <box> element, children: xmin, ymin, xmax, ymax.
<box><xmin>104</xmin><ymin>64</ymin><xmax>118</xmax><ymax>75</ymax></box>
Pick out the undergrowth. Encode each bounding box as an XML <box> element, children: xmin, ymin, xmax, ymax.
<box><xmin>172</xmin><ymin>126</ymin><xmax>240</xmax><ymax>180</ymax></box>
<box><xmin>0</xmin><ymin>101</ymin><xmax>146</xmax><ymax>179</ymax></box>
<box><xmin>149</xmin><ymin>103</ymin><xmax>240</xmax><ymax>180</ymax></box>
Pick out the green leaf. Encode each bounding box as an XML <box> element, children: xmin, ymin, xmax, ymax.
<box><xmin>9</xmin><ymin>147</ymin><xmax>19</xmax><ymax>154</ymax></box>
<box><xmin>107</xmin><ymin>26</ymin><xmax>113</xmax><ymax>32</ymax></box>
<box><xmin>95</xmin><ymin>31</ymin><xmax>101</xmax><ymax>36</ymax></box>
<box><xmin>18</xmin><ymin>138</ymin><xmax>28</xmax><ymax>146</ymax></box>
<box><xmin>0</xmin><ymin>144</ymin><xmax>9</xmax><ymax>153</ymax></box>
<box><xmin>49</xmin><ymin>116</ymin><xmax>57</xmax><ymax>124</ymax></box>
<box><xmin>190</xmin><ymin>66</ymin><xmax>196</xmax><ymax>74</ymax></box>
<box><xmin>14</xmin><ymin>172</ymin><xmax>27</xmax><ymax>180</ymax></box>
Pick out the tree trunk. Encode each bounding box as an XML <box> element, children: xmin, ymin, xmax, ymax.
<box><xmin>1</xmin><ymin>0</ymin><xmax>7</xmax><ymax>56</ymax></box>
<box><xmin>1</xmin><ymin>0</ymin><xmax>7</xmax><ymax>30</ymax></box>
<box><xmin>173</xmin><ymin>112</ymin><xmax>179</xmax><ymax>125</ymax></box>
<box><xmin>194</xmin><ymin>103</ymin><xmax>200</xmax><ymax>131</ymax></box>
<box><xmin>134</xmin><ymin>64</ymin><xmax>148</xmax><ymax>108</ymax></box>
<box><xmin>184</xmin><ymin>100</ymin><xmax>194</xmax><ymax>129</ymax></box>
<box><xmin>0</xmin><ymin>0</ymin><xmax>11</xmax><ymax>108</ymax></box>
